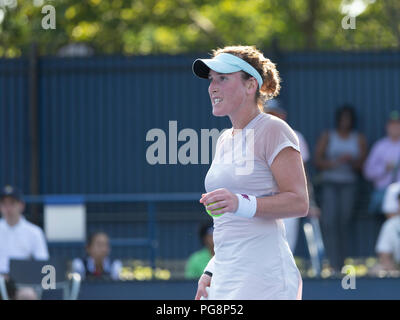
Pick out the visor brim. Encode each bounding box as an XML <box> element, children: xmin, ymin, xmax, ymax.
<box><xmin>192</xmin><ymin>58</ymin><xmax>241</xmax><ymax>79</ymax></box>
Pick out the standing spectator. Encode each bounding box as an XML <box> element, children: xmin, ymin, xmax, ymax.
<box><xmin>0</xmin><ymin>185</ymin><xmax>49</xmax><ymax>276</ymax></box>
<box><xmin>364</xmin><ymin>110</ymin><xmax>400</xmax><ymax>219</ymax></box>
<box><xmin>314</xmin><ymin>105</ymin><xmax>367</xmax><ymax>271</ymax></box>
<box><xmin>72</xmin><ymin>232</ymin><xmax>122</xmax><ymax>281</ymax></box>
<box><xmin>264</xmin><ymin>99</ymin><xmax>321</xmax><ymax>252</ymax></box>
<box><xmin>375</xmin><ymin>192</ymin><xmax>400</xmax><ymax>271</ymax></box>
<box><xmin>185</xmin><ymin>222</ymin><xmax>214</xmax><ymax>279</ymax></box>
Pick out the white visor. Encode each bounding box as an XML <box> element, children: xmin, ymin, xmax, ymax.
<box><xmin>192</xmin><ymin>53</ymin><xmax>263</xmax><ymax>89</ymax></box>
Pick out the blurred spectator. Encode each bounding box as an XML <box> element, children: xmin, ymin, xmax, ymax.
<box><xmin>264</xmin><ymin>99</ymin><xmax>321</xmax><ymax>252</ymax></box>
<box><xmin>0</xmin><ymin>185</ymin><xmax>49</xmax><ymax>276</ymax></box>
<box><xmin>15</xmin><ymin>287</ymin><xmax>39</xmax><ymax>300</ymax></box>
<box><xmin>264</xmin><ymin>99</ymin><xmax>310</xmax><ymax>163</ymax></box>
<box><xmin>382</xmin><ymin>181</ymin><xmax>400</xmax><ymax>219</ymax></box>
<box><xmin>0</xmin><ymin>277</ymin><xmax>16</xmax><ymax>300</ymax></box>
<box><xmin>72</xmin><ymin>232</ymin><xmax>122</xmax><ymax>281</ymax></box>
<box><xmin>375</xmin><ymin>192</ymin><xmax>400</xmax><ymax>271</ymax></box>
<box><xmin>364</xmin><ymin>110</ymin><xmax>400</xmax><ymax>218</ymax></box>
<box><xmin>314</xmin><ymin>105</ymin><xmax>367</xmax><ymax>271</ymax></box>
<box><xmin>185</xmin><ymin>222</ymin><xmax>214</xmax><ymax>279</ymax></box>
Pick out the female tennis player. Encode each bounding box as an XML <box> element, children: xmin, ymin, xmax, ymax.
<box><xmin>192</xmin><ymin>46</ymin><xmax>309</xmax><ymax>300</ymax></box>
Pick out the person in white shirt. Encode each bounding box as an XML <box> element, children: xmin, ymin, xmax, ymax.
<box><xmin>192</xmin><ymin>46</ymin><xmax>309</xmax><ymax>300</ymax></box>
<box><xmin>382</xmin><ymin>182</ymin><xmax>400</xmax><ymax>219</ymax></box>
<box><xmin>0</xmin><ymin>185</ymin><xmax>49</xmax><ymax>276</ymax></box>
<box><xmin>375</xmin><ymin>192</ymin><xmax>400</xmax><ymax>271</ymax></box>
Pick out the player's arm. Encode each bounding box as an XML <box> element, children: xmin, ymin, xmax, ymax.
<box><xmin>201</xmin><ymin>147</ymin><xmax>309</xmax><ymax>219</ymax></box>
<box><xmin>194</xmin><ymin>257</ymin><xmax>214</xmax><ymax>300</ymax></box>
<box><xmin>255</xmin><ymin>147</ymin><xmax>309</xmax><ymax>219</ymax></box>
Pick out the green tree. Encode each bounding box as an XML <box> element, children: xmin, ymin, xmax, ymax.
<box><xmin>0</xmin><ymin>0</ymin><xmax>398</xmax><ymax>58</ymax></box>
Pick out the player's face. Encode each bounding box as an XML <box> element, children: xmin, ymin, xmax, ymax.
<box><xmin>208</xmin><ymin>70</ymin><xmax>248</xmax><ymax>117</ymax></box>
<box><xmin>0</xmin><ymin>196</ymin><xmax>24</xmax><ymax>223</ymax></box>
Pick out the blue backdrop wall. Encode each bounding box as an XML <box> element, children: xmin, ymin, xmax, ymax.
<box><xmin>1</xmin><ymin>51</ymin><xmax>400</xmax><ymax>195</ymax></box>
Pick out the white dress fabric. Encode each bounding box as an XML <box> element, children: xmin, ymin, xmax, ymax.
<box><xmin>204</xmin><ymin>112</ymin><xmax>302</xmax><ymax>300</ymax></box>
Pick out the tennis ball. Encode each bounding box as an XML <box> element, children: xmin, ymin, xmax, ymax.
<box><xmin>206</xmin><ymin>201</ymin><xmax>224</xmax><ymax>217</ymax></box>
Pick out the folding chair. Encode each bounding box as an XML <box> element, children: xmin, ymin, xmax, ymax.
<box><xmin>303</xmin><ymin>217</ymin><xmax>326</xmax><ymax>276</ymax></box>
<box><xmin>0</xmin><ymin>275</ymin><xmax>10</xmax><ymax>300</ymax></box>
<box><xmin>0</xmin><ymin>259</ymin><xmax>81</xmax><ymax>300</ymax></box>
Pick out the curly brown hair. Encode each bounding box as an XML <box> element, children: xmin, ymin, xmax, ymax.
<box><xmin>212</xmin><ymin>45</ymin><xmax>281</xmax><ymax>112</ymax></box>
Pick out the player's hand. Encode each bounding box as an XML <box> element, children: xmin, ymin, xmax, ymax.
<box><xmin>195</xmin><ymin>273</ymin><xmax>211</xmax><ymax>300</ymax></box>
<box><xmin>199</xmin><ymin>188</ymin><xmax>239</xmax><ymax>216</ymax></box>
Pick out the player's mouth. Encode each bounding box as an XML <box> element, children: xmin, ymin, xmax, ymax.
<box><xmin>212</xmin><ymin>97</ymin><xmax>223</xmax><ymax>106</ymax></box>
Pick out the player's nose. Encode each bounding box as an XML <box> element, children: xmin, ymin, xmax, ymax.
<box><xmin>208</xmin><ymin>80</ymin><xmax>219</xmax><ymax>94</ymax></box>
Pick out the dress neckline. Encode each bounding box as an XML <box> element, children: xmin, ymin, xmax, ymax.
<box><xmin>230</xmin><ymin>113</ymin><xmax>264</xmax><ymax>137</ymax></box>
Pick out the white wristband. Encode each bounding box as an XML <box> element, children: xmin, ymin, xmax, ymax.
<box><xmin>234</xmin><ymin>194</ymin><xmax>257</xmax><ymax>218</ymax></box>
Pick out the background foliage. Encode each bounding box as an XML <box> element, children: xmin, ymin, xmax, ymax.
<box><xmin>0</xmin><ymin>0</ymin><xmax>399</xmax><ymax>57</ymax></box>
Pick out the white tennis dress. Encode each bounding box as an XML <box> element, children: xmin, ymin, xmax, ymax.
<box><xmin>204</xmin><ymin>112</ymin><xmax>302</xmax><ymax>300</ymax></box>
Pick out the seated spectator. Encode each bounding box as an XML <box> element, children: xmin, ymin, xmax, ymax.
<box><xmin>0</xmin><ymin>185</ymin><xmax>49</xmax><ymax>277</ymax></box>
<box><xmin>15</xmin><ymin>287</ymin><xmax>39</xmax><ymax>300</ymax></box>
<box><xmin>382</xmin><ymin>181</ymin><xmax>400</xmax><ymax>219</ymax></box>
<box><xmin>185</xmin><ymin>222</ymin><xmax>214</xmax><ymax>279</ymax></box>
<box><xmin>72</xmin><ymin>232</ymin><xmax>122</xmax><ymax>281</ymax></box>
<box><xmin>364</xmin><ymin>110</ymin><xmax>400</xmax><ymax>218</ymax></box>
<box><xmin>375</xmin><ymin>192</ymin><xmax>400</xmax><ymax>271</ymax></box>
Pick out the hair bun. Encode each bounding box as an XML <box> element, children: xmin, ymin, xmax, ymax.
<box><xmin>261</xmin><ymin>60</ymin><xmax>280</xmax><ymax>100</ymax></box>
